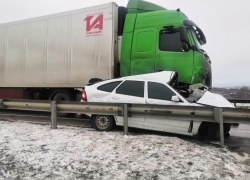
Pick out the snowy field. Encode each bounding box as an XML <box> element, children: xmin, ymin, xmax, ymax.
<box><xmin>0</xmin><ymin>120</ymin><xmax>249</xmax><ymax>180</ymax></box>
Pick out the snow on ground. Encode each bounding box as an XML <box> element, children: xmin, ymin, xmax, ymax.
<box><xmin>0</xmin><ymin>120</ymin><xmax>249</xmax><ymax>180</ymax></box>
<box><xmin>236</xmin><ymin>103</ymin><xmax>250</xmax><ymax>109</ymax></box>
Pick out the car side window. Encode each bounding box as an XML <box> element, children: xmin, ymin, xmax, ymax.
<box><xmin>148</xmin><ymin>82</ymin><xmax>176</xmax><ymax>101</ymax></box>
<box><xmin>116</xmin><ymin>80</ymin><xmax>144</xmax><ymax>98</ymax></box>
<box><xmin>97</xmin><ymin>81</ymin><xmax>122</xmax><ymax>93</ymax></box>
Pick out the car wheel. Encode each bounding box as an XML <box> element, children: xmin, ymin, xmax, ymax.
<box><xmin>225</xmin><ymin>132</ymin><xmax>230</xmax><ymax>138</ymax></box>
<box><xmin>224</xmin><ymin>124</ymin><xmax>231</xmax><ymax>134</ymax></box>
<box><xmin>206</xmin><ymin>124</ymin><xmax>219</xmax><ymax>141</ymax></box>
<box><xmin>92</xmin><ymin>115</ymin><xmax>115</xmax><ymax>131</ymax></box>
<box><xmin>198</xmin><ymin>122</ymin><xmax>209</xmax><ymax>140</ymax></box>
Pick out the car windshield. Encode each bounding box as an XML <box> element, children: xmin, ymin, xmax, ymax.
<box><xmin>190</xmin><ymin>28</ymin><xmax>203</xmax><ymax>51</ymax></box>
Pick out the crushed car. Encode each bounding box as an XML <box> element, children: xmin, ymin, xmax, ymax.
<box><xmin>82</xmin><ymin>71</ymin><xmax>234</xmax><ymax>140</ymax></box>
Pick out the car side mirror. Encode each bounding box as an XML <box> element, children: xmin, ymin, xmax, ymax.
<box><xmin>179</xmin><ymin>26</ymin><xmax>189</xmax><ymax>44</ymax></box>
<box><xmin>171</xmin><ymin>96</ymin><xmax>180</xmax><ymax>102</ymax></box>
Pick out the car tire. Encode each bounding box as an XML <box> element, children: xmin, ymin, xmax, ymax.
<box><xmin>92</xmin><ymin>115</ymin><xmax>115</xmax><ymax>131</ymax></box>
<box><xmin>224</xmin><ymin>124</ymin><xmax>231</xmax><ymax>135</ymax></box>
<box><xmin>206</xmin><ymin>124</ymin><xmax>219</xmax><ymax>141</ymax></box>
<box><xmin>225</xmin><ymin>133</ymin><xmax>230</xmax><ymax>138</ymax></box>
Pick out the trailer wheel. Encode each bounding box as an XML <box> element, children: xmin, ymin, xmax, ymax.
<box><xmin>53</xmin><ymin>92</ymin><xmax>71</xmax><ymax>117</ymax></box>
<box><xmin>53</xmin><ymin>92</ymin><xmax>71</xmax><ymax>102</ymax></box>
<box><xmin>92</xmin><ymin>115</ymin><xmax>115</xmax><ymax>131</ymax></box>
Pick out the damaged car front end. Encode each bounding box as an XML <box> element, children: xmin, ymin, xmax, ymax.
<box><xmin>84</xmin><ymin>71</ymin><xmax>234</xmax><ymax>140</ymax></box>
<box><xmin>182</xmin><ymin>83</ymin><xmax>234</xmax><ymax>140</ymax></box>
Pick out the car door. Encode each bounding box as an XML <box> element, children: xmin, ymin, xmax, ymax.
<box><xmin>108</xmin><ymin>80</ymin><xmax>146</xmax><ymax>128</ymax></box>
<box><xmin>92</xmin><ymin>80</ymin><xmax>123</xmax><ymax>102</ymax></box>
<box><xmin>144</xmin><ymin>81</ymin><xmax>193</xmax><ymax>135</ymax></box>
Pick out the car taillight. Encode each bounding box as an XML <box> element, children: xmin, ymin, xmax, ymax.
<box><xmin>82</xmin><ymin>90</ymin><xmax>87</xmax><ymax>101</ymax></box>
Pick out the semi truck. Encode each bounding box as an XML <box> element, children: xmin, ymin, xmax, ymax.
<box><xmin>0</xmin><ymin>0</ymin><xmax>211</xmax><ymax>101</ymax></box>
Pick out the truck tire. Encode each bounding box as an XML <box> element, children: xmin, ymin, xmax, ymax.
<box><xmin>92</xmin><ymin>115</ymin><xmax>115</xmax><ymax>131</ymax></box>
<box><xmin>53</xmin><ymin>92</ymin><xmax>71</xmax><ymax>117</ymax></box>
<box><xmin>53</xmin><ymin>92</ymin><xmax>71</xmax><ymax>102</ymax></box>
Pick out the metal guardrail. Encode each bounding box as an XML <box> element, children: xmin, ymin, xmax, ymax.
<box><xmin>228</xmin><ymin>99</ymin><xmax>250</xmax><ymax>103</ymax></box>
<box><xmin>228</xmin><ymin>99</ymin><xmax>250</xmax><ymax>106</ymax></box>
<box><xmin>0</xmin><ymin>99</ymin><xmax>250</xmax><ymax>148</ymax></box>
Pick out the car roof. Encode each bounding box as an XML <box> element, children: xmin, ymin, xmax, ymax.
<box><xmin>88</xmin><ymin>71</ymin><xmax>177</xmax><ymax>87</ymax></box>
<box><xmin>118</xmin><ymin>71</ymin><xmax>176</xmax><ymax>84</ymax></box>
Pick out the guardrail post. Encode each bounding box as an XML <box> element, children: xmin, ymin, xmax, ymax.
<box><xmin>123</xmin><ymin>104</ymin><xmax>128</xmax><ymax>135</ymax></box>
<box><xmin>214</xmin><ymin>108</ymin><xmax>224</xmax><ymax>148</ymax></box>
<box><xmin>51</xmin><ymin>101</ymin><xmax>57</xmax><ymax>129</ymax></box>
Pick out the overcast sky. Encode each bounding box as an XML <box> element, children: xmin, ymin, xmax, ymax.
<box><xmin>0</xmin><ymin>0</ymin><xmax>249</xmax><ymax>87</ymax></box>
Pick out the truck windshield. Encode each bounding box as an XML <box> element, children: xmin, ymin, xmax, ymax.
<box><xmin>190</xmin><ymin>29</ymin><xmax>203</xmax><ymax>50</ymax></box>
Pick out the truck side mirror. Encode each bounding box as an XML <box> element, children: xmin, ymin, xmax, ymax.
<box><xmin>182</xmin><ymin>43</ymin><xmax>189</xmax><ymax>52</ymax></box>
<box><xmin>179</xmin><ymin>26</ymin><xmax>189</xmax><ymax>44</ymax></box>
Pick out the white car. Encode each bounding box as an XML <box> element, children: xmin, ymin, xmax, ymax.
<box><xmin>82</xmin><ymin>71</ymin><xmax>234</xmax><ymax>139</ymax></box>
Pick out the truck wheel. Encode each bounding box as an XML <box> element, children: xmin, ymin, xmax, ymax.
<box><xmin>53</xmin><ymin>92</ymin><xmax>71</xmax><ymax>117</ymax></box>
<box><xmin>53</xmin><ymin>92</ymin><xmax>71</xmax><ymax>102</ymax></box>
<box><xmin>92</xmin><ymin>115</ymin><xmax>115</xmax><ymax>131</ymax></box>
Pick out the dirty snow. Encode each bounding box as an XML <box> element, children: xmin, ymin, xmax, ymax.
<box><xmin>0</xmin><ymin>120</ymin><xmax>249</xmax><ymax>180</ymax></box>
<box><xmin>236</xmin><ymin>103</ymin><xmax>250</xmax><ymax>109</ymax></box>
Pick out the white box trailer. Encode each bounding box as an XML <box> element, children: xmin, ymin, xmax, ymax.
<box><xmin>0</xmin><ymin>3</ymin><xmax>118</xmax><ymax>88</ymax></box>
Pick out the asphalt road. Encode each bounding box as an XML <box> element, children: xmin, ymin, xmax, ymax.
<box><xmin>225</xmin><ymin>124</ymin><xmax>250</xmax><ymax>154</ymax></box>
<box><xmin>0</xmin><ymin>109</ymin><xmax>249</xmax><ymax>155</ymax></box>
<box><xmin>0</xmin><ymin>109</ymin><xmax>91</xmax><ymax>127</ymax></box>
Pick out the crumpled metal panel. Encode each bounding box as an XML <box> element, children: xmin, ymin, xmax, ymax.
<box><xmin>197</xmin><ymin>91</ymin><xmax>234</xmax><ymax>108</ymax></box>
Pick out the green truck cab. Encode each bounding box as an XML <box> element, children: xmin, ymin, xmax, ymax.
<box><xmin>120</xmin><ymin>0</ymin><xmax>212</xmax><ymax>90</ymax></box>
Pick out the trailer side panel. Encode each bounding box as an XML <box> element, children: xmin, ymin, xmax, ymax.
<box><xmin>0</xmin><ymin>3</ymin><xmax>118</xmax><ymax>88</ymax></box>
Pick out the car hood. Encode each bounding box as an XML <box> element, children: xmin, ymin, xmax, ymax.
<box><xmin>196</xmin><ymin>91</ymin><xmax>234</xmax><ymax>108</ymax></box>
